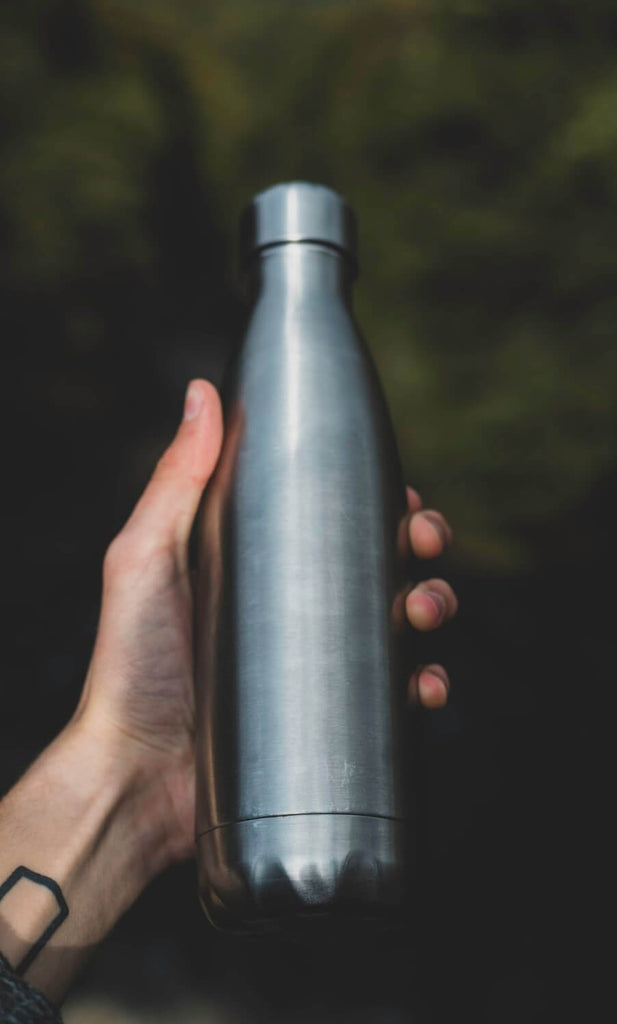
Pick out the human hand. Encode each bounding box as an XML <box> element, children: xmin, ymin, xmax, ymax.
<box><xmin>0</xmin><ymin>378</ymin><xmax>457</xmax><ymax>1004</ymax></box>
<box><xmin>73</xmin><ymin>380</ymin><xmax>458</xmax><ymax>868</ymax></box>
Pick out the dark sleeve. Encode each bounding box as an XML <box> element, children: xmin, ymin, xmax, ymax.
<box><xmin>0</xmin><ymin>953</ymin><xmax>63</xmax><ymax>1024</ymax></box>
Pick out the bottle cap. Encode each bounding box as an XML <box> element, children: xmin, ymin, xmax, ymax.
<box><xmin>239</xmin><ymin>182</ymin><xmax>357</xmax><ymax>268</ymax></box>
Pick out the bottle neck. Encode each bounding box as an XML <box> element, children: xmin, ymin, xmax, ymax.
<box><xmin>245</xmin><ymin>242</ymin><xmax>355</xmax><ymax>308</ymax></box>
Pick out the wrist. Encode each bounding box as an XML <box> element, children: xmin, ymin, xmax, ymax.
<box><xmin>55</xmin><ymin>714</ymin><xmax>180</xmax><ymax>885</ymax></box>
<box><xmin>0</xmin><ymin>718</ymin><xmax>177</xmax><ymax>1003</ymax></box>
<box><xmin>68</xmin><ymin>701</ymin><xmax>196</xmax><ymax>870</ymax></box>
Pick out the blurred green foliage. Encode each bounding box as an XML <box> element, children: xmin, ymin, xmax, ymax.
<box><xmin>3</xmin><ymin>0</ymin><xmax>617</xmax><ymax>570</ymax></box>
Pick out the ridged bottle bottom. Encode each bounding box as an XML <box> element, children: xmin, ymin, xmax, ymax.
<box><xmin>197</xmin><ymin>813</ymin><xmax>411</xmax><ymax>933</ymax></box>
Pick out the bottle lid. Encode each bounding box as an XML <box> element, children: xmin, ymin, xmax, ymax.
<box><xmin>239</xmin><ymin>182</ymin><xmax>357</xmax><ymax>269</ymax></box>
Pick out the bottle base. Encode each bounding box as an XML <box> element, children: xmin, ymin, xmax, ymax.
<box><xmin>197</xmin><ymin>813</ymin><xmax>411</xmax><ymax>934</ymax></box>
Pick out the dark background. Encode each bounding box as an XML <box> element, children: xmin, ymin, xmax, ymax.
<box><xmin>1</xmin><ymin>2</ymin><xmax>610</xmax><ymax>1020</ymax></box>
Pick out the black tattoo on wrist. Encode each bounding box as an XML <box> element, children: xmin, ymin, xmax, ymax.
<box><xmin>0</xmin><ymin>866</ymin><xmax>69</xmax><ymax>974</ymax></box>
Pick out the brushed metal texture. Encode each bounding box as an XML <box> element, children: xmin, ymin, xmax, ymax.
<box><xmin>195</xmin><ymin>184</ymin><xmax>412</xmax><ymax>930</ymax></box>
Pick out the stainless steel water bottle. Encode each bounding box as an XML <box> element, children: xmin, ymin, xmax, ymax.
<box><xmin>195</xmin><ymin>182</ymin><xmax>412</xmax><ymax>932</ymax></box>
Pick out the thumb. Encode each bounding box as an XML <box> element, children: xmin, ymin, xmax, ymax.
<box><xmin>123</xmin><ymin>379</ymin><xmax>223</xmax><ymax>554</ymax></box>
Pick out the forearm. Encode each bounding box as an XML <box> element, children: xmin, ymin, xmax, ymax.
<box><xmin>0</xmin><ymin>720</ymin><xmax>172</xmax><ymax>1006</ymax></box>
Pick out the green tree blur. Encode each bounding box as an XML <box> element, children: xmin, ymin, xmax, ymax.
<box><xmin>3</xmin><ymin>0</ymin><xmax>617</xmax><ymax>570</ymax></box>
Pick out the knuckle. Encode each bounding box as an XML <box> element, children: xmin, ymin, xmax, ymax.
<box><xmin>102</xmin><ymin>533</ymin><xmax>127</xmax><ymax>583</ymax></box>
<box><xmin>102</xmin><ymin>530</ymin><xmax>168</xmax><ymax>586</ymax></box>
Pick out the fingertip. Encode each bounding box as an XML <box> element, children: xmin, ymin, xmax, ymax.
<box><xmin>419</xmin><ymin>678</ymin><xmax>448</xmax><ymax>709</ymax></box>
<box><xmin>405</xmin><ymin>587</ymin><xmax>447</xmax><ymax>631</ymax></box>
<box><xmin>184</xmin><ymin>378</ymin><xmax>222</xmax><ymax>426</ymax></box>
<box><xmin>409</xmin><ymin>510</ymin><xmax>451</xmax><ymax>559</ymax></box>
<box><xmin>183</xmin><ymin>380</ymin><xmax>204</xmax><ymax>421</ymax></box>
<box><xmin>181</xmin><ymin>379</ymin><xmax>223</xmax><ymax>473</ymax></box>
<box><xmin>415</xmin><ymin>665</ymin><xmax>450</xmax><ymax>709</ymax></box>
<box><xmin>129</xmin><ymin>380</ymin><xmax>222</xmax><ymax>539</ymax></box>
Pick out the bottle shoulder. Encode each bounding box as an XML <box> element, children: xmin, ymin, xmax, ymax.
<box><xmin>236</xmin><ymin>296</ymin><xmax>366</xmax><ymax>376</ymax></box>
<box><xmin>222</xmin><ymin>312</ymin><xmax>400</xmax><ymax>477</ymax></box>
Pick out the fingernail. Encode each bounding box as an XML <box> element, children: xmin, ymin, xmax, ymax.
<box><xmin>425</xmin><ymin>589</ymin><xmax>447</xmax><ymax>623</ymax></box>
<box><xmin>424</xmin><ymin>665</ymin><xmax>450</xmax><ymax>692</ymax></box>
<box><xmin>422</xmin><ymin>511</ymin><xmax>448</xmax><ymax>546</ymax></box>
<box><xmin>184</xmin><ymin>382</ymin><xmax>203</xmax><ymax>421</ymax></box>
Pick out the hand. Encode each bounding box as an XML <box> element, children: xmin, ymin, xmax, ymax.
<box><xmin>0</xmin><ymin>378</ymin><xmax>457</xmax><ymax>1004</ymax></box>
<box><xmin>0</xmin><ymin>381</ymin><xmax>223</xmax><ymax>1003</ymax></box>
<box><xmin>73</xmin><ymin>379</ymin><xmax>458</xmax><ymax>868</ymax></box>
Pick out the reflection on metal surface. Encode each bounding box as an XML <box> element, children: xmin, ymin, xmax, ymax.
<box><xmin>195</xmin><ymin>183</ymin><xmax>412</xmax><ymax>931</ymax></box>
<box><xmin>198</xmin><ymin>814</ymin><xmax>409</xmax><ymax>932</ymax></box>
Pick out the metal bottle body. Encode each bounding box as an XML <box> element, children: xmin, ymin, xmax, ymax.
<box><xmin>195</xmin><ymin>234</ymin><xmax>411</xmax><ymax>931</ymax></box>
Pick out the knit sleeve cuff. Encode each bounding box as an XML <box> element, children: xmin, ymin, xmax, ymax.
<box><xmin>0</xmin><ymin>951</ymin><xmax>63</xmax><ymax>1023</ymax></box>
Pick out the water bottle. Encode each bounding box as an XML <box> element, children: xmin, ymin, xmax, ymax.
<box><xmin>195</xmin><ymin>182</ymin><xmax>413</xmax><ymax>932</ymax></box>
